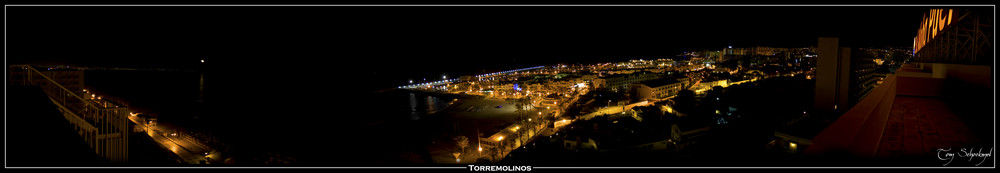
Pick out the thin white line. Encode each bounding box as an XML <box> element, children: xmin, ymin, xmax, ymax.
<box><xmin>4</xmin><ymin>166</ymin><xmax>995</xmax><ymax>169</ymax></box>
<box><xmin>4</xmin><ymin>4</ymin><xmax>7</xmax><ymax>168</ymax></box>
<box><xmin>6</xmin><ymin>167</ymin><xmax>467</xmax><ymax>169</ymax></box>
<box><xmin>1</xmin><ymin>4</ymin><xmax>997</xmax><ymax>7</ymax></box>
<box><xmin>532</xmin><ymin>167</ymin><xmax>996</xmax><ymax>169</ymax></box>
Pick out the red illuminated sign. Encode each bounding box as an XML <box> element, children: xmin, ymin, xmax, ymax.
<box><xmin>913</xmin><ymin>9</ymin><xmax>955</xmax><ymax>53</ymax></box>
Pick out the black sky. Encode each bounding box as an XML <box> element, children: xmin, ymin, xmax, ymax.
<box><xmin>8</xmin><ymin>6</ymin><xmax>940</xmax><ymax>87</ymax></box>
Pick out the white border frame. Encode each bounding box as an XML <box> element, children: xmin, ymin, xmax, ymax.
<box><xmin>4</xmin><ymin>3</ymin><xmax>995</xmax><ymax>170</ymax></box>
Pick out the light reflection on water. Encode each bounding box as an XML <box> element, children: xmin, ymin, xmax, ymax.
<box><xmin>406</xmin><ymin>91</ymin><xmax>450</xmax><ymax>120</ymax></box>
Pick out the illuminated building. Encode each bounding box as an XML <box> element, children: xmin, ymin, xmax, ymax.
<box><xmin>631</xmin><ymin>78</ymin><xmax>689</xmax><ymax>101</ymax></box>
<box><xmin>813</xmin><ymin>37</ymin><xmax>905</xmax><ymax>113</ymax></box>
<box><xmin>847</xmin><ymin>48</ymin><xmax>909</xmax><ymax>104</ymax></box>
<box><xmin>722</xmin><ymin>46</ymin><xmax>734</xmax><ymax>56</ymax></box>
<box><xmin>600</xmin><ymin>71</ymin><xmax>661</xmax><ymax>92</ymax></box>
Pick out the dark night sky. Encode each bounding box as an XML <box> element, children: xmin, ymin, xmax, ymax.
<box><xmin>8</xmin><ymin>6</ymin><xmax>938</xmax><ymax>87</ymax></box>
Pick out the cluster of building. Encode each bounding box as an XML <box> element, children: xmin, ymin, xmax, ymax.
<box><xmin>693</xmin><ymin>46</ymin><xmax>818</xmax><ymax>62</ymax></box>
<box><xmin>403</xmin><ymin>42</ymin><xmax>856</xmax><ymax>162</ymax></box>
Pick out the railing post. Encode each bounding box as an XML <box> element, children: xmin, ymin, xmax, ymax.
<box><xmin>11</xmin><ymin>65</ymin><xmax>129</xmax><ymax>163</ymax></box>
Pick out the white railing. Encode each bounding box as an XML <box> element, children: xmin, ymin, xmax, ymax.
<box><xmin>9</xmin><ymin>65</ymin><xmax>129</xmax><ymax>163</ymax></box>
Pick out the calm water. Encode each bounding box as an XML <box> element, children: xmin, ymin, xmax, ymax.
<box><xmin>85</xmin><ymin>69</ymin><xmax>458</xmax><ymax>164</ymax></box>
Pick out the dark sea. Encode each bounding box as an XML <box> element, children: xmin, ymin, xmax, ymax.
<box><xmin>84</xmin><ymin>65</ymin><xmax>480</xmax><ymax>165</ymax></box>
<box><xmin>78</xmin><ymin>51</ymin><xmax>638</xmax><ymax>165</ymax></box>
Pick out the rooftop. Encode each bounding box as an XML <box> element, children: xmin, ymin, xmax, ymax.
<box><xmin>637</xmin><ymin>78</ymin><xmax>682</xmax><ymax>88</ymax></box>
<box><xmin>600</xmin><ymin>71</ymin><xmax>657</xmax><ymax>79</ymax></box>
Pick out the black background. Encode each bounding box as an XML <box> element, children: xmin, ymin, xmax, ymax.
<box><xmin>8</xmin><ymin>5</ymin><xmax>937</xmax><ymax>89</ymax></box>
<box><xmin>6</xmin><ymin>2</ymin><xmax>995</xmax><ymax>169</ymax></box>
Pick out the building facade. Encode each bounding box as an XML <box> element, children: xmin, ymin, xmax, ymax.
<box><xmin>815</xmin><ymin>38</ymin><xmax>910</xmax><ymax>113</ymax></box>
<box><xmin>632</xmin><ymin>78</ymin><xmax>689</xmax><ymax>101</ymax></box>
<box><xmin>600</xmin><ymin>71</ymin><xmax>662</xmax><ymax>92</ymax></box>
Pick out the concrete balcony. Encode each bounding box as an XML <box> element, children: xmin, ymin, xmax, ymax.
<box><xmin>804</xmin><ymin>69</ymin><xmax>897</xmax><ymax>157</ymax></box>
<box><xmin>804</xmin><ymin>63</ymin><xmax>990</xmax><ymax>164</ymax></box>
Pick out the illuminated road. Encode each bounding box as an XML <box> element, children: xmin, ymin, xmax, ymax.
<box><xmin>579</xmin><ymin>101</ymin><xmax>653</xmax><ymax>120</ymax></box>
<box><xmin>129</xmin><ymin>115</ymin><xmax>220</xmax><ymax>164</ymax></box>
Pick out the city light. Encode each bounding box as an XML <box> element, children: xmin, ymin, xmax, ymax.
<box><xmin>497</xmin><ymin>136</ymin><xmax>503</xmax><ymax>141</ymax></box>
